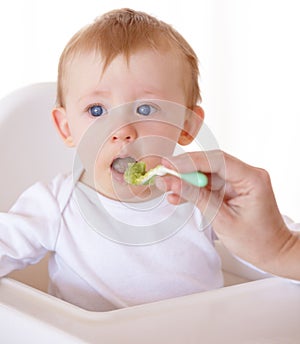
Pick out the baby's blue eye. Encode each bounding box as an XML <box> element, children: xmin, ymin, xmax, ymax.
<box><xmin>89</xmin><ymin>105</ymin><xmax>105</xmax><ymax>117</ymax></box>
<box><xmin>136</xmin><ymin>104</ymin><xmax>157</xmax><ymax>116</ymax></box>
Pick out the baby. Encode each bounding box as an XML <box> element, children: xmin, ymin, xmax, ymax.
<box><xmin>0</xmin><ymin>8</ymin><xmax>223</xmax><ymax>311</ymax></box>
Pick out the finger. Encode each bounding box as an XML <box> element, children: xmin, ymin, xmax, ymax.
<box><xmin>155</xmin><ymin>177</ymin><xmax>187</xmax><ymax>205</ymax></box>
<box><xmin>162</xmin><ymin>150</ymin><xmax>258</xmax><ymax>188</ymax></box>
<box><xmin>156</xmin><ymin>175</ymin><xmax>200</xmax><ymax>203</ymax></box>
<box><xmin>207</xmin><ymin>173</ymin><xmax>225</xmax><ymax>191</ymax></box>
<box><xmin>161</xmin><ymin>152</ymin><xmax>225</xmax><ymax>193</ymax></box>
<box><xmin>156</xmin><ymin>175</ymin><xmax>222</xmax><ymax>223</ymax></box>
<box><xmin>166</xmin><ymin>193</ymin><xmax>187</xmax><ymax>205</ymax></box>
<box><xmin>161</xmin><ymin>150</ymin><xmax>225</xmax><ymax>176</ymax></box>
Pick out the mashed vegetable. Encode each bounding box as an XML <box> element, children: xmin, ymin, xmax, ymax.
<box><xmin>124</xmin><ymin>161</ymin><xmax>156</xmax><ymax>185</ymax></box>
<box><xmin>124</xmin><ymin>162</ymin><xmax>147</xmax><ymax>185</ymax></box>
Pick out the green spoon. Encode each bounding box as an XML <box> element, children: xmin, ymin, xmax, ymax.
<box><xmin>125</xmin><ymin>163</ymin><xmax>208</xmax><ymax>187</ymax></box>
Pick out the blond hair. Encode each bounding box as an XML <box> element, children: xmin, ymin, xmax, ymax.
<box><xmin>56</xmin><ymin>8</ymin><xmax>201</xmax><ymax>108</ymax></box>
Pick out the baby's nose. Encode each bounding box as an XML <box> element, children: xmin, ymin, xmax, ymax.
<box><xmin>111</xmin><ymin>124</ymin><xmax>137</xmax><ymax>142</ymax></box>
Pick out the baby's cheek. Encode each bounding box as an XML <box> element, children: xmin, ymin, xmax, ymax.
<box><xmin>155</xmin><ymin>124</ymin><xmax>182</xmax><ymax>143</ymax></box>
<box><xmin>94</xmin><ymin>153</ymin><xmax>109</xmax><ymax>171</ymax></box>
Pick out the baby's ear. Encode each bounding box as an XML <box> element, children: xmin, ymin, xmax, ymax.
<box><xmin>52</xmin><ymin>107</ymin><xmax>74</xmax><ymax>147</ymax></box>
<box><xmin>178</xmin><ymin>106</ymin><xmax>204</xmax><ymax>145</ymax></box>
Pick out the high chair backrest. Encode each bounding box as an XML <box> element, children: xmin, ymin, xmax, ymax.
<box><xmin>0</xmin><ymin>83</ymin><xmax>74</xmax><ymax>211</ymax></box>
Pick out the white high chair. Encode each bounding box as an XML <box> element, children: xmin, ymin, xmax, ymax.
<box><xmin>0</xmin><ymin>83</ymin><xmax>300</xmax><ymax>343</ymax></box>
<box><xmin>0</xmin><ymin>82</ymin><xmax>73</xmax><ymax>292</ymax></box>
<box><xmin>0</xmin><ymin>82</ymin><xmax>73</xmax><ymax>211</ymax></box>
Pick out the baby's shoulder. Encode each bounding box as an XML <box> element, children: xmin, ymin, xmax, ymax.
<box><xmin>8</xmin><ymin>172</ymin><xmax>74</xmax><ymax>217</ymax></box>
<box><xmin>48</xmin><ymin>172</ymin><xmax>73</xmax><ymax>194</ymax></box>
<box><xmin>46</xmin><ymin>172</ymin><xmax>75</xmax><ymax>210</ymax></box>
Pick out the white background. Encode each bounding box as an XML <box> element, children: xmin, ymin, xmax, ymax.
<box><xmin>1</xmin><ymin>0</ymin><xmax>300</xmax><ymax>221</ymax></box>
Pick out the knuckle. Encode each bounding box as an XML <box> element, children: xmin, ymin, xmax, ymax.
<box><xmin>253</xmin><ymin>167</ymin><xmax>271</xmax><ymax>185</ymax></box>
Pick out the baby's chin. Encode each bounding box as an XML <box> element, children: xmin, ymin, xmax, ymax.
<box><xmin>102</xmin><ymin>179</ymin><xmax>161</xmax><ymax>203</ymax></box>
<box><xmin>109</xmin><ymin>180</ymin><xmax>159</xmax><ymax>203</ymax></box>
<box><xmin>80</xmin><ymin>167</ymin><xmax>162</xmax><ymax>202</ymax></box>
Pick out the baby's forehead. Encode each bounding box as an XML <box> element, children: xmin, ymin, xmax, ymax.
<box><xmin>67</xmin><ymin>51</ymin><xmax>104</xmax><ymax>73</ymax></box>
<box><xmin>65</xmin><ymin>46</ymin><xmax>185</xmax><ymax>79</ymax></box>
<box><xmin>60</xmin><ymin>46</ymin><xmax>191</xmax><ymax>108</ymax></box>
<box><xmin>62</xmin><ymin>48</ymin><xmax>189</xmax><ymax>110</ymax></box>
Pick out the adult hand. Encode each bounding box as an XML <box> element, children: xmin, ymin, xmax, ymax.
<box><xmin>155</xmin><ymin>150</ymin><xmax>300</xmax><ymax>280</ymax></box>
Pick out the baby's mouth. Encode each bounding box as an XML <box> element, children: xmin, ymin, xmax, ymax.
<box><xmin>111</xmin><ymin>157</ymin><xmax>136</xmax><ymax>174</ymax></box>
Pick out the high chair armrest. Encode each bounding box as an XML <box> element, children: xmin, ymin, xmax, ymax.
<box><xmin>1</xmin><ymin>277</ymin><xmax>300</xmax><ymax>343</ymax></box>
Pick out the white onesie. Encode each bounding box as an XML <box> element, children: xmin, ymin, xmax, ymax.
<box><xmin>0</xmin><ymin>173</ymin><xmax>223</xmax><ymax>311</ymax></box>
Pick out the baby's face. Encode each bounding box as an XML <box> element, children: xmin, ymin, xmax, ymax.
<box><xmin>55</xmin><ymin>49</ymin><xmax>197</xmax><ymax>201</ymax></box>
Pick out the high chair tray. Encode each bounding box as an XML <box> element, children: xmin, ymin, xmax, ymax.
<box><xmin>0</xmin><ymin>277</ymin><xmax>300</xmax><ymax>343</ymax></box>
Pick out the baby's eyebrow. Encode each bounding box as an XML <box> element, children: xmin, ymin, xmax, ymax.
<box><xmin>78</xmin><ymin>90</ymin><xmax>111</xmax><ymax>103</ymax></box>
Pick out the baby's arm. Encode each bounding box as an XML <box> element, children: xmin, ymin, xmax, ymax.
<box><xmin>0</xmin><ymin>181</ymin><xmax>61</xmax><ymax>276</ymax></box>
